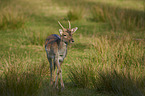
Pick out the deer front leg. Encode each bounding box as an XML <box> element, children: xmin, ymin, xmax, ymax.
<box><xmin>59</xmin><ymin>61</ymin><xmax>64</xmax><ymax>89</ymax></box>
<box><xmin>54</xmin><ymin>58</ymin><xmax>61</xmax><ymax>89</ymax></box>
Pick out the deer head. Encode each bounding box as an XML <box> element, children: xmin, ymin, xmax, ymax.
<box><xmin>58</xmin><ymin>21</ymin><xmax>78</xmax><ymax>44</ymax></box>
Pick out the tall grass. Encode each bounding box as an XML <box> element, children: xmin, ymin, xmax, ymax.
<box><xmin>0</xmin><ymin>0</ymin><xmax>144</xmax><ymax>95</ymax></box>
<box><xmin>28</xmin><ymin>31</ymin><xmax>46</xmax><ymax>46</ymax></box>
<box><xmin>67</xmin><ymin>35</ymin><xmax>145</xmax><ymax>96</ymax></box>
<box><xmin>95</xmin><ymin>69</ymin><xmax>144</xmax><ymax>96</ymax></box>
<box><xmin>67</xmin><ymin>7</ymin><xmax>84</xmax><ymax>21</ymax></box>
<box><xmin>0</xmin><ymin>8</ymin><xmax>26</xmax><ymax>30</ymax></box>
<box><xmin>21</xmin><ymin>29</ymin><xmax>50</xmax><ymax>46</ymax></box>
<box><xmin>0</xmin><ymin>53</ymin><xmax>51</xmax><ymax>96</ymax></box>
<box><xmin>91</xmin><ymin>5</ymin><xmax>145</xmax><ymax>31</ymax></box>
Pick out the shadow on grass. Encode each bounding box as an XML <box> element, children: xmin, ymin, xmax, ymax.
<box><xmin>0</xmin><ymin>72</ymin><xmax>41</xmax><ymax>96</ymax></box>
<box><xmin>67</xmin><ymin>61</ymin><xmax>145</xmax><ymax>96</ymax></box>
<box><xmin>96</xmin><ymin>70</ymin><xmax>145</xmax><ymax>96</ymax></box>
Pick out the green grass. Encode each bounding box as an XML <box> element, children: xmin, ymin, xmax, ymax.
<box><xmin>0</xmin><ymin>0</ymin><xmax>26</xmax><ymax>30</ymax></box>
<box><xmin>91</xmin><ymin>4</ymin><xmax>145</xmax><ymax>31</ymax></box>
<box><xmin>0</xmin><ymin>9</ymin><xmax>25</xmax><ymax>29</ymax></box>
<box><xmin>0</xmin><ymin>0</ymin><xmax>145</xmax><ymax>96</ymax></box>
<box><xmin>67</xmin><ymin>7</ymin><xmax>84</xmax><ymax>21</ymax></box>
<box><xmin>67</xmin><ymin>36</ymin><xmax>144</xmax><ymax>96</ymax></box>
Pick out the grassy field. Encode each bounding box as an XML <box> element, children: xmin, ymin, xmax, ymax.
<box><xmin>0</xmin><ymin>0</ymin><xmax>144</xmax><ymax>96</ymax></box>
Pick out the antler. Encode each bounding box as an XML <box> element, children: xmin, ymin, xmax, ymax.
<box><xmin>58</xmin><ymin>21</ymin><xmax>65</xmax><ymax>30</ymax></box>
<box><xmin>68</xmin><ymin>20</ymin><xmax>71</xmax><ymax>29</ymax></box>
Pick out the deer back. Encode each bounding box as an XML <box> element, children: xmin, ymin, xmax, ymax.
<box><xmin>45</xmin><ymin>34</ymin><xmax>67</xmax><ymax>61</ymax></box>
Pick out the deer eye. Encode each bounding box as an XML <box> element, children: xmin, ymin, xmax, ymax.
<box><xmin>64</xmin><ymin>35</ymin><xmax>67</xmax><ymax>36</ymax></box>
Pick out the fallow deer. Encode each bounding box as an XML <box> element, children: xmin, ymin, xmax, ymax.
<box><xmin>45</xmin><ymin>21</ymin><xmax>78</xmax><ymax>89</ymax></box>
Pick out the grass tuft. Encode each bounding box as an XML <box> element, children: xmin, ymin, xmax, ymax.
<box><xmin>95</xmin><ymin>70</ymin><xmax>144</xmax><ymax>96</ymax></box>
<box><xmin>67</xmin><ymin>35</ymin><xmax>145</xmax><ymax>95</ymax></box>
<box><xmin>0</xmin><ymin>54</ymin><xmax>50</xmax><ymax>96</ymax></box>
<box><xmin>67</xmin><ymin>8</ymin><xmax>84</xmax><ymax>21</ymax></box>
<box><xmin>0</xmin><ymin>8</ymin><xmax>26</xmax><ymax>30</ymax></box>
<box><xmin>91</xmin><ymin>5</ymin><xmax>145</xmax><ymax>31</ymax></box>
<box><xmin>21</xmin><ymin>29</ymin><xmax>50</xmax><ymax>46</ymax></box>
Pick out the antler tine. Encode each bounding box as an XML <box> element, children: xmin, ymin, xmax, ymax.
<box><xmin>58</xmin><ymin>21</ymin><xmax>65</xmax><ymax>30</ymax></box>
<box><xmin>68</xmin><ymin>20</ymin><xmax>71</xmax><ymax>29</ymax></box>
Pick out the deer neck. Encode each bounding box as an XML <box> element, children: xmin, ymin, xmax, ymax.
<box><xmin>59</xmin><ymin>37</ymin><xmax>67</xmax><ymax>49</ymax></box>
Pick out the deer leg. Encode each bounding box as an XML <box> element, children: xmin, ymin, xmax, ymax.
<box><xmin>60</xmin><ymin>69</ymin><xmax>64</xmax><ymax>89</ymax></box>
<box><xmin>54</xmin><ymin>59</ymin><xmax>61</xmax><ymax>89</ymax></box>
<box><xmin>55</xmin><ymin>69</ymin><xmax>59</xmax><ymax>89</ymax></box>
<box><xmin>59</xmin><ymin>61</ymin><xmax>64</xmax><ymax>89</ymax></box>
<box><xmin>48</xmin><ymin>58</ymin><xmax>53</xmax><ymax>85</ymax></box>
<box><xmin>52</xmin><ymin>61</ymin><xmax>56</xmax><ymax>85</ymax></box>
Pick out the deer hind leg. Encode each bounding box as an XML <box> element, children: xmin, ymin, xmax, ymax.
<box><xmin>52</xmin><ymin>60</ymin><xmax>56</xmax><ymax>86</ymax></box>
<box><xmin>48</xmin><ymin>58</ymin><xmax>53</xmax><ymax>85</ymax></box>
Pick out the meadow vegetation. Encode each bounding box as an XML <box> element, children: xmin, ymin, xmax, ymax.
<box><xmin>0</xmin><ymin>0</ymin><xmax>144</xmax><ymax>96</ymax></box>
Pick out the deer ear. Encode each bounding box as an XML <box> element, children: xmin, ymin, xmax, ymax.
<box><xmin>59</xmin><ymin>29</ymin><xmax>63</xmax><ymax>35</ymax></box>
<box><xmin>71</xmin><ymin>27</ymin><xmax>78</xmax><ymax>34</ymax></box>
